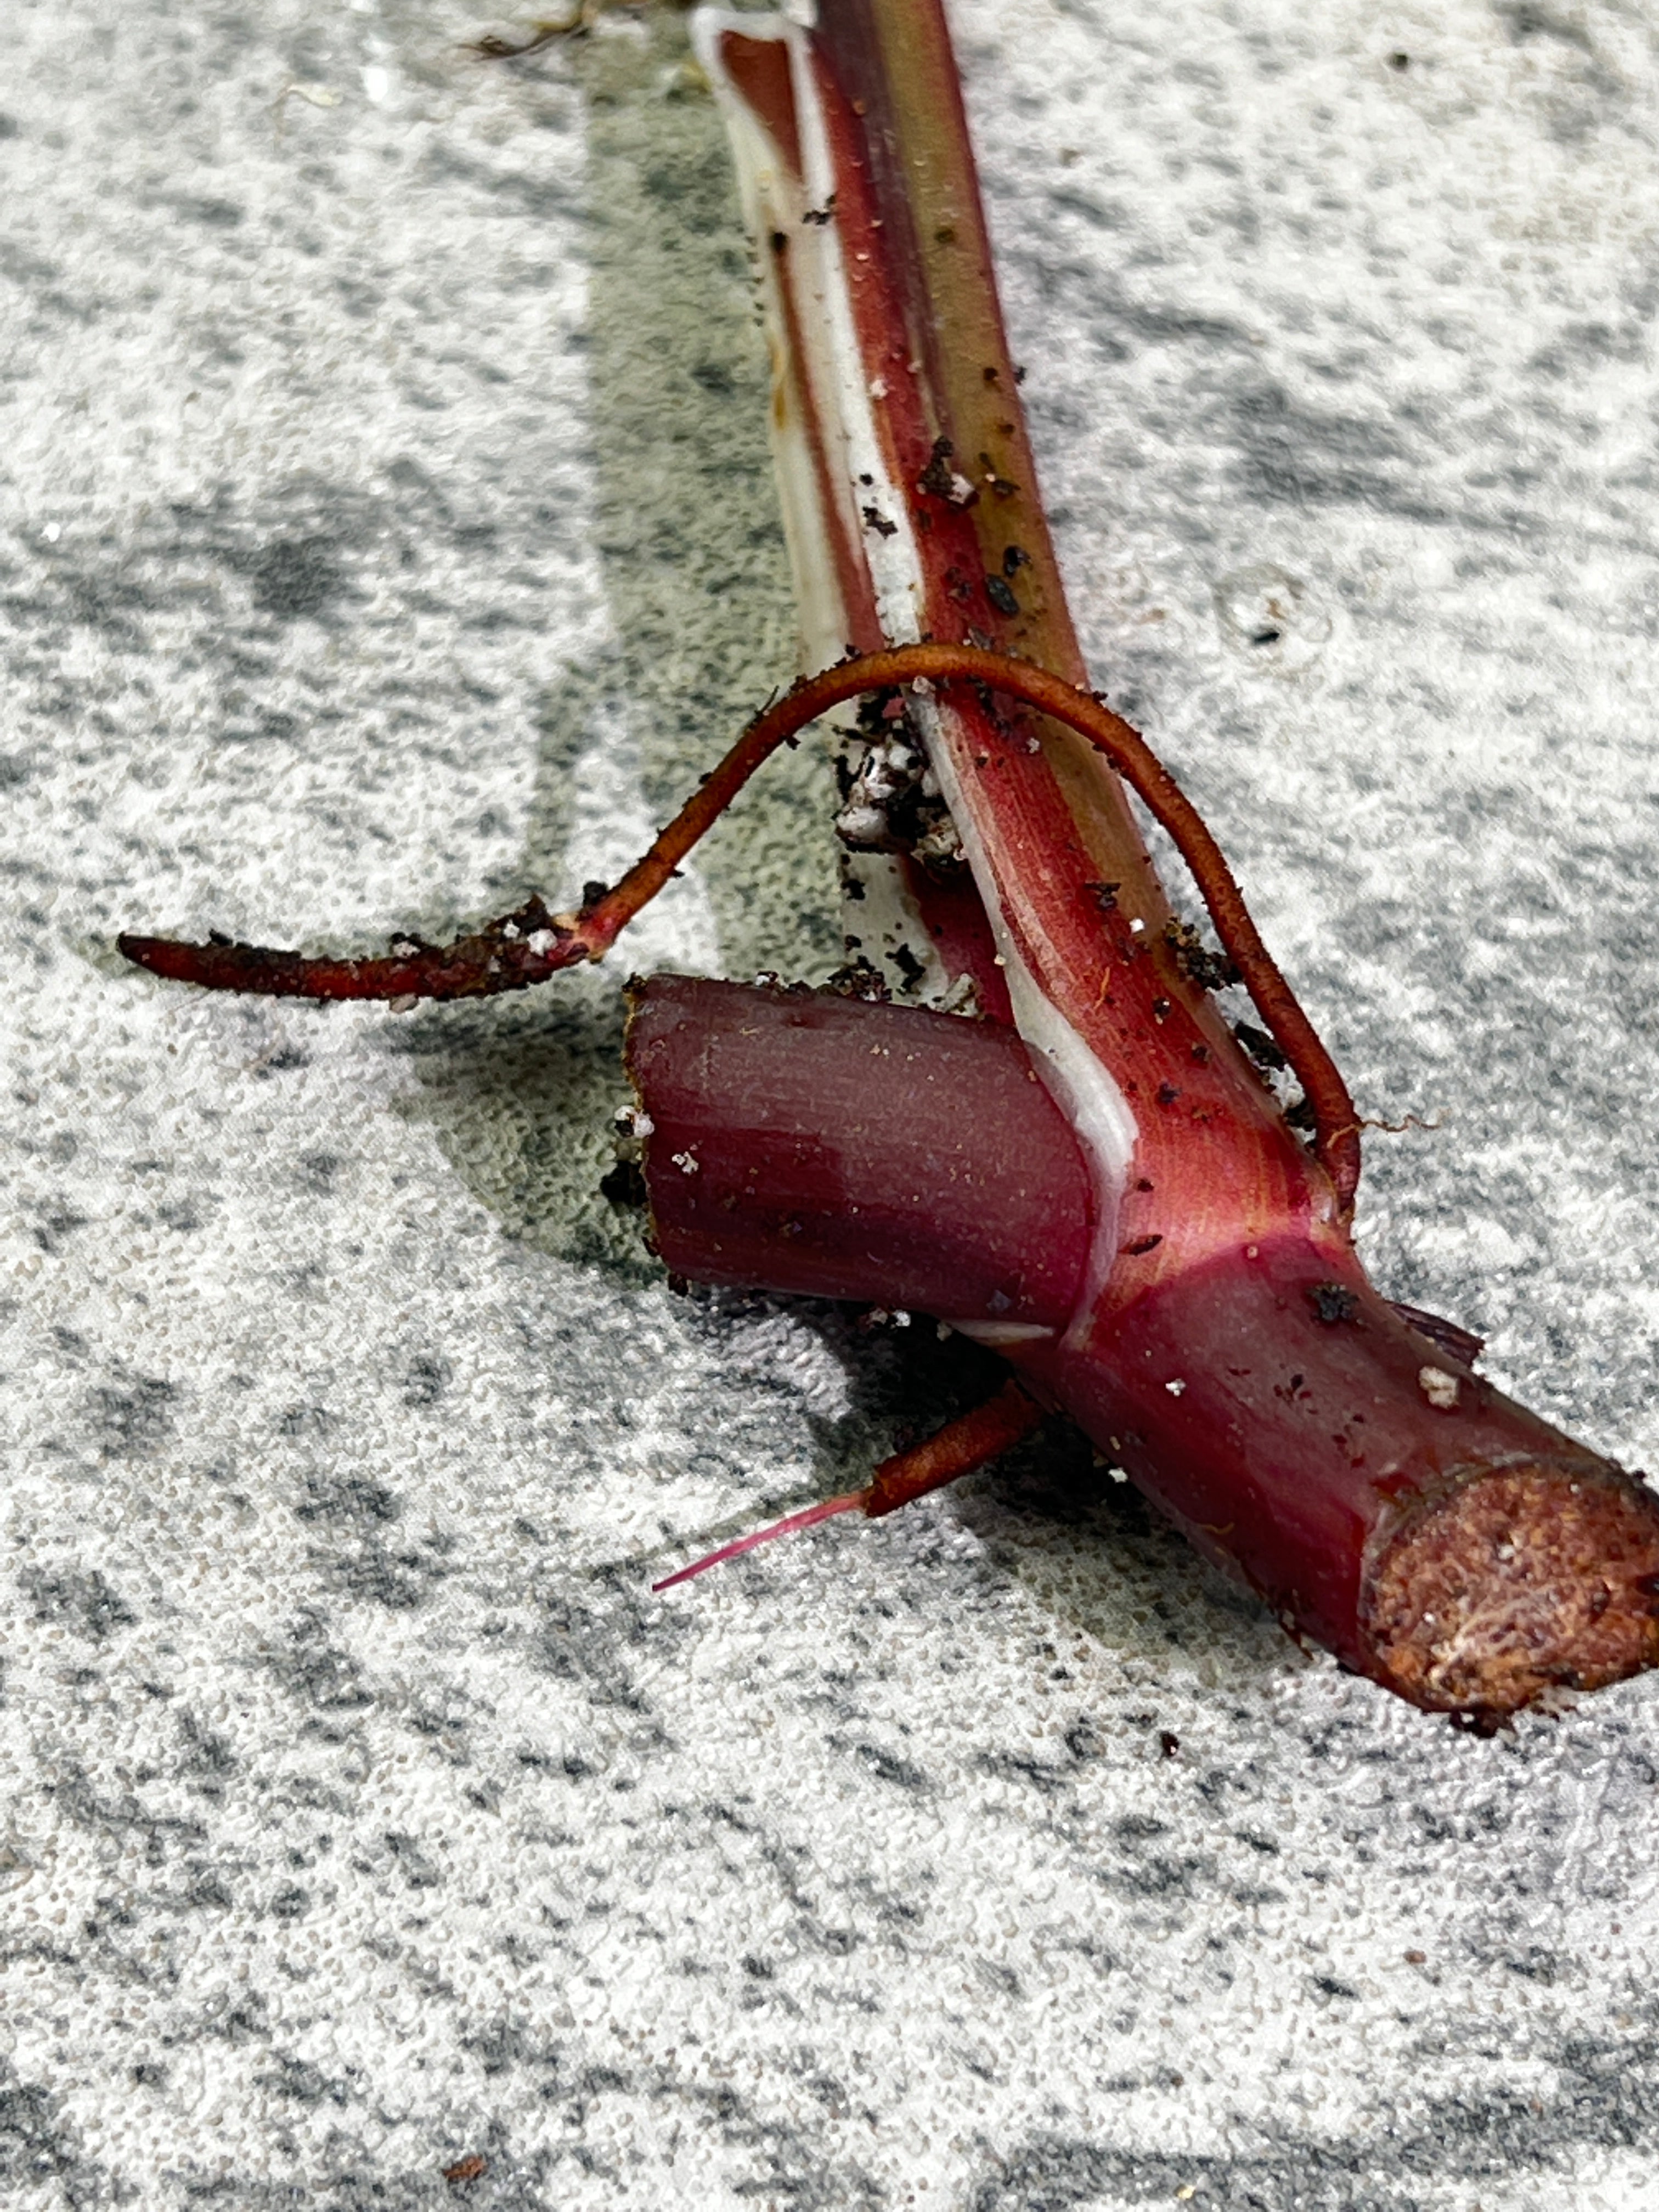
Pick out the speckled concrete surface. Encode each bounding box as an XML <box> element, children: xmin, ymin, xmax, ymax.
<box><xmin>4</xmin><ymin>3</ymin><xmax>1659</xmax><ymax>2207</ymax></box>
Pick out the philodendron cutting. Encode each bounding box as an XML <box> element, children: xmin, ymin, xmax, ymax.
<box><xmin>120</xmin><ymin>1</ymin><xmax>1659</xmax><ymax>1722</ymax></box>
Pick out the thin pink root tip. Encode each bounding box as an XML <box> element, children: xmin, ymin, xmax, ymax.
<box><xmin>651</xmin><ymin>1489</ymin><xmax>867</xmax><ymax>1593</ymax></box>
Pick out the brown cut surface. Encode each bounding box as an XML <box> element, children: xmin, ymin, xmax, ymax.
<box><xmin>1366</xmin><ymin>1465</ymin><xmax>1659</xmax><ymax>1714</ymax></box>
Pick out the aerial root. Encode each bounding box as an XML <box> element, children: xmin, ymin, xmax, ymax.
<box><xmin>651</xmin><ymin>1380</ymin><xmax>1042</xmax><ymax>1593</ymax></box>
<box><xmin>119</xmin><ymin>643</ymin><xmax>1362</xmax><ymax>1204</ymax></box>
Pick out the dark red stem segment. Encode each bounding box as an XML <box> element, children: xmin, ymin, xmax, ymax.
<box><xmin>116</xmin><ymin>893</ymin><xmax>583</xmax><ymax>1005</ymax></box>
<box><xmin>650</xmin><ymin>1379</ymin><xmax>1042</xmax><ymax>1593</ymax></box>
<box><xmin>624</xmin><ymin>974</ymin><xmax>1096</xmax><ymax>1327</ymax></box>
<box><xmin>118</xmin><ymin>644</ymin><xmax>1361</xmax><ymax>1207</ymax></box>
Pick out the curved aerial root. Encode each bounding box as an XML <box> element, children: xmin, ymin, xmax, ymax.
<box><xmin>119</xmin><ymin>642</ymin><xmax>1362</xmax><ymax>1206</ymax></box>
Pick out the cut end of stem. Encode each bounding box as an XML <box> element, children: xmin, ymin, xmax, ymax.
<box><xmin>1366</xmin><ymin>1462</ymin><xmax>1659</xmax><ymax>1715</ymax></box>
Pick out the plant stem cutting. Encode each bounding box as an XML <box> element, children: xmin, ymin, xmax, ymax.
<box><xmin>119</xmin><ymin>0</ymin><xmax>1659</xmax><ymax>1723</ymax></box>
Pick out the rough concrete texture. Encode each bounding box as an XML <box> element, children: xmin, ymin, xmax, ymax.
<box><xmin>3</xmin><ymin>2</ymin><xmax>1659</xmax><ymax>2207</ymax></box>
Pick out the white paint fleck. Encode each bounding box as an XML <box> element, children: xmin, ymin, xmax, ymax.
<box><xmin>947</xmin><ymin>1319</ymin><xmax>1056</xmax><ymax>1346</ymax></box>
